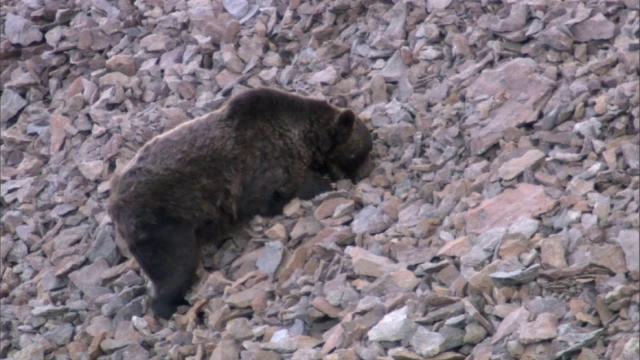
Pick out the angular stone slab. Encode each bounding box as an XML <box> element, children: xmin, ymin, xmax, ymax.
<box><xmin>466</xmin><ymin>58</ymin><xmax>554</xmax><ymax>155</ymax></box>
<box><xmin>465</xmin><ymin>183</ymin><xmax>557</xmax><ymax>235</ymax></box>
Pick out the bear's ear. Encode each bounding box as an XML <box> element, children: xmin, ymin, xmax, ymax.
<box><xmin>334</xmin><ymin>109</ymin><xmax>355</xmax><ymax>145</ymax></box>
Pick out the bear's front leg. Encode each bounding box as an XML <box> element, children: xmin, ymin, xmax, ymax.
<box><xmin>296</xmin><ymin>171</ymin><xmax>333</xmax><ymax>200</ymax></box>
<box><xmin>128</xmin><ymin>218</ymin><xmax>199</xmax><ymax>319</ymax></box>
<box><xmin>265</xmin><ymin>171</ymin><xmax>332</xmax><ymax>216</ymax></box>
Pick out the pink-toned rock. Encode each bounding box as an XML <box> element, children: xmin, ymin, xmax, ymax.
<box><xmin>226</xmin><ymin>318</ymin><xmax>253</xmax><ymax>341</ymax></box>
<box><xmin>345</xmin><ymin>246</ymin><xmax>398</xmax><ymax>278</ymax></box>
<box><xmin>264</xmin><ymin>224</ymin><xmax>287</xmax><ymax>239</ymax></box>
<box><xmin>389</xmin><ymin>268</ymin><xmax>420</xmax><ymax>291</ymax></box>
<box><xmin>221</xmin><ymin>44</ymin><xmax>245</xmax><ymax>73</ymax></box>
<box><xmin>463</xmin><ymin>298</ymin><xmax>495</xmax><ymax>334</ymax></box>
<box><xmin>534</xmin><ymin>171</ymin><xmax>560</xmax><ymax>187</ymax></box>
<box><xmin>589</xmin><ymin>244</ymin><xmax>628</xmax><ymax>274</ymax></box>
<box><xmin>465</xmin><ymin>184</ymin><xmax>557</xmax><ymax>235</ymax></box>
<box><xmin>210</xmin><ymin>337</ymin><xmax>239</xmax><ymax>360</ymax></box>
<box><xmin>467</xmin><ymin>260</ymin><xmax>500</xmax><ymax>295</ymax></box>
<box><xmin>477</xmin><ymin>4</ymin><xmax>527</xmax><ymax>32</ymax></box>
<box><xmin>322</xmin><ymin>323</ymin><xmax>344</xmax><ymax>354</ymax></box>
<box><xmin>616</xmin><ymin>230</ymin><xmax>639</xmax><ymax>276</ymax></box>
<box><xmin>571</xmin><ymin>13</ymin><xmax>615</xmax><ymax>42</ymax></box>
<box><xmin>540</xmin><ymin>236</ymin><xmax>567</xmax><ymax>269</ymax></box>
<box><xmin>67</xmin><ymin>341</ymin><xmax>89</xmax><ymax>360</ymax></box>
<box><xmin>311</xmin><ymin>297</ymin><xmax>341</xmax><ymax>318</ymax></box>
<box><xmin>492</xmin><ymin>303</ymin><xmax>521</xmax><ymax>320</ymax></box>
<box><xmin>381</xmin><ymin>196</ymin><xmax>402</xmax><ymax>221</ymax></box>
<box><xmin>50</xmin><ymin>115</ymin><xmax>70</xmax><ymax>154</ymax></box>
<box><xmin>519</xmin><ymin>313</ymin><xmax>558</xmax><ymax>344</ymax></box>
<box><xmin>278</xmin><ymin>227</ymin><xmax>346</xmax><ymax>288</ymax></box>
<box><xmin>498</xmin><ymin>149</ymin><xmax>546</xmax><ymax>180</ymax></box>
<box><xmin>140</xmin><ymin>34</ymin><xmax>170</xmax><ymax>52</ymax></box>
<box><xmin>258</xmin><ymin>68</ymin><xmax>278</xmax><ymax>83</ymax></box>
<box><xmin>226</xmin><ymin>281</ymin><xmax>271</xmax><ymax>309</ymax></box>
<box><xmin>309</xmin><ymin>66</ymin><xmax>338</xmax><ymax>85</ymax></box>
<box><xmin>88</xmin><ymin>331</ymin><xmax>107</xmax><ymax>359</ymax></box>
<box><xmin>536</xmin><ymin>26</ymin><xmax>574</xmax><ymax>52</ymax></box>
<box><xmin>499</xmin><ymin>237</ymin><xmax>530</xmax><ymax>259</ymax></box>
<box><xmin>68</xmin><ymin>258</ymin><xmax>109</xmax><ymax>295</ymax></box>
<box><xmin>77</xmin><ymin>28</ymin><xmax>92</xmax><ymax>50</ymax></box>
<box><xmin>223</xmin><ymin>20</ymin><xmax>241</xmax><ymax>43</ymax></box>
<box><xmin>466</xmin><ymin>58</ymin><xmax>554</xmax><ymax>155</ymax></box>
<box><xmin>99</xmin><ymin>72</ymin><xmax>130</xmax><ymax>88</ymax></box>
<box><xmin>314</xmin><ymin>198</ymin><xmax>352</xmax><ymax>220</ymax></box>
<box><xmin>67</xmin><ymin>77</ymin><xmax>85</xmax><ymax>97</ymax></box>
<box><xmin>77</xmin><ymin>160</ymin><xmax>104</xmax><ymax>181</ymax></box>
<box><xmin>86</xmin><ymin>316</ymin><xmax>112</xmax><ymax>337</ymax></box>
<box><xmin>106</xmin><ymin>54</ymin><xmax>137</xmax><ymax>76</ymax></box>
<box><xmin>214</xmin><ymin>69</ymin><xmax>240</xmax><ymax>88</ymax></box>
<box><xmin>54</xmin><ymin>254</ymin><xmax>86</xmax><ymax>276</ymax></box>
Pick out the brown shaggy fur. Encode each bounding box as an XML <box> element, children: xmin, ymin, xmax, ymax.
<box><xmin>108</xmin><ymin>88</ymin><xmax>373</xmax><ymax>318</ymax></box>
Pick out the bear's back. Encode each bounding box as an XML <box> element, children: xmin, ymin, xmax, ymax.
<box><xmin>109</xmin><ymin>89</ymin><xmax>331</xmax><ymax>220</ymax></box>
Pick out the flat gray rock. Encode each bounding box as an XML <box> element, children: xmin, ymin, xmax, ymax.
<box><xmin>0</xmin><ymin>89</ymin><xmax>27</xmax><ymax>122</ymax></box>
<box><xmin>4</xmin><ymin>13</ymin><xmax>42</xmax><ymax>46</ymax></box>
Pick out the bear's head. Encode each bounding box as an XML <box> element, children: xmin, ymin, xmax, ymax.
<box><xmin>227</xmin><ymin>88</ymin><xmax>374</xmax><ymax>181</ymax></box>
<box><xmin>325</xmin><ymin>108</ymin><xmax>374</xmax><ymax>181</ymax></box>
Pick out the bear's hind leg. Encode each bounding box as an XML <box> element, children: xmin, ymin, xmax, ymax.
<box><xmin>128</xmin><ymin>218</ymin><xmax>199</xmax><ymax>319</ymax></box>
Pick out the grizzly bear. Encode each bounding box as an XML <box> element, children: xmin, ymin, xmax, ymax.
<box><xmin>108</xmin><ymin>88</ymin><xmax>373</xmax><ymax>318</ymax></box>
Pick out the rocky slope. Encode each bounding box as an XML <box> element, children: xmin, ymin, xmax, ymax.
<box><xmin>1</xmin><ymin>0</ymin><xmax>639</xmax><ymax>359</ymax></box>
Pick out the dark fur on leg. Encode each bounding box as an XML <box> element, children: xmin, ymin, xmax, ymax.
<box><xmin>128</xmin><ymin>216</ymin><xmax>199</xmax><ymax>319</ymax></box>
